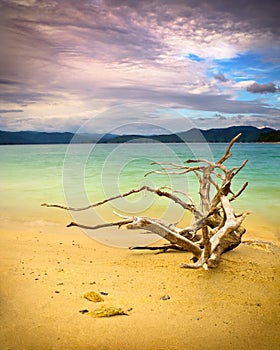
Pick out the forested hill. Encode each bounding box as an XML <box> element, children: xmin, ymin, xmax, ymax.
<box><xmin>0</xmin><ymin>126</ymin><xmax>276</xmax><ymax>144</ymax></box>
<box><xmin>258</xmin><ymin>130</ymin><xmax>280</xmax><ymax>142</ymax></box>
<box><xmin>0</xmin><ymin>131</ymin><xmax>113</xmax><ymax>144</ymax></box>
<box><xmin>104</xmin><ymin>126</ymin><xmax>275</xmax><ymax>143</ymax></box>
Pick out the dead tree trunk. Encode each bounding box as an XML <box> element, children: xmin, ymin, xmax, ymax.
<box><xmin>42</xmin><ymin>133</ymin><xmax>250</xmax><ymax>269</ymax></box>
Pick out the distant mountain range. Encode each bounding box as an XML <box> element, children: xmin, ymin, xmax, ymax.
<box><xmin>0</xmin><ymin>126</ymin><xmax>278</xmax><ymax>145</ymax></box>
<box><xmin>0</xmin><ymin>130</ymin><xmax>115</xmax><ymax>144</ymax></box>
<box><xmin>104</xmin><ymin>126</ymin><xmax>277</xmax><ymax>143</ymax></box>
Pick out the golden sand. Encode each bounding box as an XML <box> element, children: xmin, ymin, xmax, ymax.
<box><xmin>0</xmin><ymin>219</ymin><xmax>279</xmax><ymax>350</ymax></box>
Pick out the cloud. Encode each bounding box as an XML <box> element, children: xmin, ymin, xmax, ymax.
<box><xmin>0</xmin><ymin>79</ymin><xmax>22</xmax><ymax>85</ymax></box>
<box><xmin>0</xmin><ymin>109</ymin><xmax>23</xmax><ymax>113</ymax></box>
<box><xmin>214</xmin><ymin>73</ymin><xmax>228</xmax><ymax>82</ymax></box>
<box><xmin>193</xmin><ymin>114</ymin><xmax>280</xmax><ymax>130</ymax></box>
<box><xmin>0</xmin><ymin>0</ymin><xmax>279</xmax><ymax>131</ymax></box>
<box><xmin>246</xmin><ymin>82</ymin><xmax>278</xmax><ymax>94</ymax></box>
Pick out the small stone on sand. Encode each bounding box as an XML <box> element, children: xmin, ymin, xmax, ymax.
<box><xmin>79</xmin><ymin>309</ymin><xmax>89</xmax><ymax>314</ymax></box>
<box><xmin>100</xmin><ymin>291</ymin><xmax>108</xmax><ymax>296</ymax></box>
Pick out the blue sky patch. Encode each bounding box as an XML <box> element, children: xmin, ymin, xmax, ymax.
<box><xmin>210</xmin><ymin>52</ymin><xmax>280</xmax><ymax>83</ymax></box>
<box><xmin>186</xmin><ymin>53</ymin><xmax>204</xmax><ymax>62</ymax></box>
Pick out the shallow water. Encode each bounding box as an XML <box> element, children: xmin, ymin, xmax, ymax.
<box><xmin>1</xmin><ymin>142</ymin><xmax>279</xmax><ymax>245</ymax></box>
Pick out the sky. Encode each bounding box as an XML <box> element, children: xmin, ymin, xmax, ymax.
<box><xmin>0</xmin><ymin>0</ymin><xmax>280</xmax><ymax>134</ymax></box>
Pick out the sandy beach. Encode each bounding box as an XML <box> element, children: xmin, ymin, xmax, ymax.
<box><xmin>0</xmin><ymin>217</ymin><xmax>279</xmax><ymax>350</ymax></box>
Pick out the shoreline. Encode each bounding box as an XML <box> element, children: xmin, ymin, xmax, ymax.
<box><xmin>1</xmin><ymin>220</ymin><xmax>280</xmax><ymax>349</ymax></box>
<box><xmin>1</xmin><ymin>141</ymin><xmax>280</xmax><ymax>146</ymax></box>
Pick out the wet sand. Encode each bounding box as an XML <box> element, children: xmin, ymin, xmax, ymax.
<box><xmin>0</xmin><ymin>220</ymin><xmax>279</xmax><ymax>350</ymax></box>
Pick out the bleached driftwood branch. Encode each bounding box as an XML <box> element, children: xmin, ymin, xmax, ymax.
<box><xmin>42</xmin><ymin>133</ymin><xmax>250</xmax><ymax>269</ymax></box>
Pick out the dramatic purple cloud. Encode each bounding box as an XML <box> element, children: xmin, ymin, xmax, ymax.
<box><xmin>214</xmin><ymin>73</ymin><xmax>228</xmax><ymax>82</ymax></box>
<box><xmin>246</xmin><ymin>82</ymin><xmax>278</xmax><ymax>94</ymax></box>
<box><xmin>0</xmin><ymin>0</ymin><xmax>279</xmax><ymax>132</ymax></box>
<box><xmin>0</xmin><ymin>109</ymin><xmax>23</xmax><ymax>113</ymax></box>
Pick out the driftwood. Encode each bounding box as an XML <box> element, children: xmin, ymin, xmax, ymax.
<box><xmin>42</xmin><ymin>133</ymin><xmax>250</xmax><ymax>269</ymax></box>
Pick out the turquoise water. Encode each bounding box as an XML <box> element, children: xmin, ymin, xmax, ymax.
<box><xmin>1</xmin><ymin>142</ymin><xmax>279</xmax><ymax>241</ymax></box>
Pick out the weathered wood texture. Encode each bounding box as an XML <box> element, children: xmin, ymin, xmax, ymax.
<box><xmin>42</xmin><ymin>133</ymin><xmax>250</xmax><ymax>269</ymax></box>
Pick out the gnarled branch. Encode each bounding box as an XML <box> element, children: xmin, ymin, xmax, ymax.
<box><xmin>42</xmin><ymin>185</ymin><xmax>201</xmax><ymax>216</ymax></box>
<box><xmin>43</xmin><ymin>133</ymin><xmax>250</xmax><ymax>270</ymax></box>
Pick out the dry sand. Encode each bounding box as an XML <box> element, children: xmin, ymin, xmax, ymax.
<box><xmin>0</xmin><ymin>219</ymin><xmax>279</xmax><ymax>350</ymax></box>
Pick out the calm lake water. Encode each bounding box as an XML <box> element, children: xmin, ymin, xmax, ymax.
<box><xmin>1</xmin><ymin>142</ymin><xmax>279</xmax><ymax>244</ymax></box>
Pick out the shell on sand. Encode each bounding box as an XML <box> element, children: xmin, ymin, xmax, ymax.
<box><xmin>88</xmin><ymin>306</ymin><xmax>128</xmax><ymax>318</ymax></box>
<box><xmin>83</xmin><ymin>291</ymin><xmax>104</xmax><ymax>302</ymax></box>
